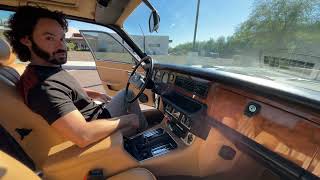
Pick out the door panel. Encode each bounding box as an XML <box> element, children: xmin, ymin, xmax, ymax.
<box><xmin>80</xmin><ymin>30</ymin><xmax>155</xmax><ymax>107</ymax></box>
<box><xmin>95</xmin><ymin>61</ymin><xmax>154</xmax><ymax>106</ymax></box>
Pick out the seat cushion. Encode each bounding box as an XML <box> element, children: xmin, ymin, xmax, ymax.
<box><xmin>108</xmin><ymin>168</ymin><xmax>156</xmax><ymax>180</ymax></box>
<box><xmin>0</xmin><ymin>151</ymin><xmax>41</xmax><ymax>180</ymax></box>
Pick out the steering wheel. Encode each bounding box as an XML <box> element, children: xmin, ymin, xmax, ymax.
<box><xmin>125</xmin><ymin>56</ymin><xmax>154</xmax><ymax>103</ymax></box>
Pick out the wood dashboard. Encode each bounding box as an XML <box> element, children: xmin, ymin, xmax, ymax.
<box><xmin>153</xmin><ymin>69</ymin><xmax>320</xmax><ymax>177</ymax></box>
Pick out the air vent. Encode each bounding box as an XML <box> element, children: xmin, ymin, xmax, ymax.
<box><xmin>175</xmin><ymin>76</ymin><xmax>209</xmax><ymax>98</ymax></box>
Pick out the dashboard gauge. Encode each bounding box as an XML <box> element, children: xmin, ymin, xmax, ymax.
<box><xmin>155</xmin><ymin>71</ymin><xmax>161</xmax><ymax>81</ymax></box>
<box><xmin>169</xmin><ymin>73</ymin><xmax>175</xmax><ymax>82</ymax></box>
<box><xmin>162</xmin><ymin>72</ymin><xmax>169</xmax><ymax>83</ymax></box>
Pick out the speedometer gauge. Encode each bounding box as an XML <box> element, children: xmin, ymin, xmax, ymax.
<box><xmin>162</xmin><ymin>72</ymin><xmax>169</xmax><ymax>83</ymax></box>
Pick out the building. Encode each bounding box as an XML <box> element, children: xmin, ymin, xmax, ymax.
<box><xmin>0</xmin><ymin>19</ymin><xmax>9</xmax><ymax>37</ymax></box>
<box><xmin>66</xmin><ymin>28</ymin><xmax>169</xmax><ymax>55</ymax></box>
<box><xmin>130</xmin><ymin>34</ymin><xmax>169</xmax><ymax>55</ymax></box>
<box><xmin>65</xmin><ymin>28</ymin><xmax>90</xmax><ymax>51</ymax></box>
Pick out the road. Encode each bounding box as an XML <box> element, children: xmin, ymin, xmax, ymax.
<box><xmin>68</xmin><ymin>69</ymin><xmax>105</xmax><ymax>93</ymax></box>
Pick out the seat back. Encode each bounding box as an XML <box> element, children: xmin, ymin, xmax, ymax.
<box><xmin>0</xmin><ymin>38</ymin><xmax>66</xmax><ymax>168</ymax></box>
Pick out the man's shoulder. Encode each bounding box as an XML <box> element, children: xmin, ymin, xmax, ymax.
<box><xmin>25</xmin><ymin>66</ymin><xmax>73</xmax><ymax>96</ymax></box>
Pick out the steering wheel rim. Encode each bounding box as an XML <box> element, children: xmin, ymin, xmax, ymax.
<box><xmin>125</xmin><ymin>56</ymin><xmax>154</xmax><ymax>103</ymax></box>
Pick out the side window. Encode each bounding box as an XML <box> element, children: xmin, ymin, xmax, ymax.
<box><xmin>65</xmin><ymin>26</ymin><xmax>95</xmax><ymax>62</ymax></box>
<box><xmin>67</xmin><ymin>20</ymin><xmax>136</xmax><ymax>64</ymax></box>
<box><xmin>0</xmin><ymin>10</ymin><xmax>12</xmax><ymax>39</ymax></box>
<box><xmin>80</xmin><ymin>30</ymin><xmax>137</xmax><ymax>64</ymax></box>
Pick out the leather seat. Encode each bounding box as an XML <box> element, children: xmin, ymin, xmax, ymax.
<box><xmin>0</xmin><ymin>38</ymin><xmax>67</xmax><ymax>168</ymax></box>
<box><xmin>0</xmin><ymin>151</ymin><xmax>41</xmax><ymax>180</ymax></box>
<box><xmin>0</xmin><ymin>150</ymin><xmax>156</xmax><ymax>180</ymax></box>
<box><xmin>0</xmin><ymin>39</ymin><xmax>20</xmax><ymax>86</ymax></box>
<box><xmin>0</xmin><ymin>39</ymin><xmax>157</xmax><ymax>179</ymax></box>
<box><xmin>107</xmin><ymin>168</ymin><xmax>156</xmax><ymax>180</ymax></box>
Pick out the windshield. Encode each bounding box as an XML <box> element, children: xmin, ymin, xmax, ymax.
<box><xmin>124</xmin><ymin>0</ymin><xmax>320</xmax><ymax>92</ymax></box>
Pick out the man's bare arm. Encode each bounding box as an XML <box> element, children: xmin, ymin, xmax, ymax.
<box><xmin>51</xmin><ymin>110</ymin><xmax>139</xmax><ymax>148</ymax></box>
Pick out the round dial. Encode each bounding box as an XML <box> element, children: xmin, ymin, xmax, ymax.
<box><xmin>162</xmin><ymin>72</ymin><xmax>169</xmax><ymax>83</ymax></box>
<box><xmin>155</xmin><ymin>71</ymin><xmax>161</xmax><ymax>81</ymax></box>
<box><xmin>169</xmin><ymin>73</ymin><xmax>175</xmax><ymax>82</ymax></box>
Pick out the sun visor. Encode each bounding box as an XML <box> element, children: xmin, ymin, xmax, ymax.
<box><xmin>21</xmin><ymin>0</ymin><xmax>96</xmax><ymax>19</ymax></box>
<box><xmin>27</xmin><ymin>0</ymin><xmax>79</xmax><ymax>7</ymax></box>
<box><xmin>26</xmin><ymin>0</ymin><xmax>79</xmax><ymax>7</ymax></box>
<box><xmin>95</xmin><ymin>0</ymin><xmax>135</xmax><ymax>26</ymax></box>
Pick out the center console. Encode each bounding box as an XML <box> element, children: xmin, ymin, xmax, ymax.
<box><xmin>124</xmin><ymin>128</ymin><xmax>177</xmax><ymax>161</ymax></box>
<box><xmin>124</xmin><ymin>91</ymin><xmax>210</xmax><ymax>161</ymax></box>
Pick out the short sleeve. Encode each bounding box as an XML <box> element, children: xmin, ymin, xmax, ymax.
<box><xmin>27</xmin><ymin>82</ymin><xmax>77</xmax><ymax>125</ymax></box>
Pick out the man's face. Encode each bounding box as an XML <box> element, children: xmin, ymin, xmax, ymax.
<box><xmin>29</xmin><ymin>18</ymin><xmax>67</xmax><ymax>65</ymax></box>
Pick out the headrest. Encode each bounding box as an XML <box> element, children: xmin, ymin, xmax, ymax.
<box><xmin>0</xmin><ymin>66</ymin><xmax>20</xmax><ymax>86</ymax></box>
<box><xmin>0</xmin><ymin>38</ymin><xmax>15</xmax><ymax>66</ymax></box>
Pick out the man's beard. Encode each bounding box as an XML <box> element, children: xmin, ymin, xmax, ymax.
<box><xmin>30</xmin><ymin>39</ymin><xmax>67</xmax><ymax>65</ymax></box>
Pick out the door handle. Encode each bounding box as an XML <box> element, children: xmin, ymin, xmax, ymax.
<box><xmin>104</xmin><ymin>81</ymin><xmax>122</xmax><ymax>91</ymax></box>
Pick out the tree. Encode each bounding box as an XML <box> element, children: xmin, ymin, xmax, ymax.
<box><xmin>169</xmin><ymin>0</ymin><xmax>320</xmax><ymax>57</ymax></box>
<box><xmin>233</xmin><ymin>0</ymin><xmax>320</xmax><ymax>52</ymax></box>
<box><xmin>66</xmin><ymin>42</ymin><xmax>77</xmax><ymax>51</ymax></box>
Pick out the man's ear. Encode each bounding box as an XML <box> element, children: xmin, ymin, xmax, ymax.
<box><xmin>20</xmin><ymin>36</ymin><xmax>31</xmax><ymax>48</ymax></box>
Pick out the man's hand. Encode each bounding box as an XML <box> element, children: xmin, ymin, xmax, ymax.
<box><xmin>84</xmin><ymin>88</ymin><xmax>111</xmax><ymax>103</ymax></box>
<box><xmin>99</xmin><ymin>94</ymin><xmax>112</xmax><ymax>102</ymax></box>
<box><xmin>118</xmin><ymin>114</ymin><xmax>140</xmax><ymax>136</ymax></box>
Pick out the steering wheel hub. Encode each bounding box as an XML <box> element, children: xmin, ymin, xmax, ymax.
<box><xmin>125</xmin><ymin>56</ymin><xmax>154</xmax><ymax>103</ymax></box>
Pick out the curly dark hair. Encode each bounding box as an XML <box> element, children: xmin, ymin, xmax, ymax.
<box><xmin>4</xmin><ymin>6</ymin><xmax>68</xmax><ymax>62</ymax></box>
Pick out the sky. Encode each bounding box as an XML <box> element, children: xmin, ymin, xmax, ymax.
<box><xmin>125</xmin><ymin>0</ymin><xmax>254</xmax><ymax>46</ymax></box>
<box><xmin>0</xmin><ymin>0</ymin><xmax>254</xmax><ymax>47</ymax></box>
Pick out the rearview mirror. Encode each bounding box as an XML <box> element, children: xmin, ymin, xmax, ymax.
<box><xmin>142</xmin><ymin>0</ymin><xmax>160</xmax><ymax>33</ymax></box>
<box><xmin>149</xmin><ymin>10</ymin><xmax>160</xmax><ymax>33</ymax></box>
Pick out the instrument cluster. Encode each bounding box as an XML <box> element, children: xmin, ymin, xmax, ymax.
<box><xmin>153</xmin><ymin>70</ymin><xmax>175</xmax><ymax>84</ymax></box>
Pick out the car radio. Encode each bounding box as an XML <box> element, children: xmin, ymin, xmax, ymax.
<box><xmin>162</xmin><ymin>91</ymin><xmax>210</xmax><ymax>143</ymax></box>
<box><xmin>164</xmin><ymin>104</ymin><xmax>195</xmax><ymax>145</ymax></box>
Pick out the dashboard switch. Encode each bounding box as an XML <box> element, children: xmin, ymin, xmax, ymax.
<box><xmin>219</xmin><ymin>145</ymin><xmax>236</xmax><ymax>160</ymax></box>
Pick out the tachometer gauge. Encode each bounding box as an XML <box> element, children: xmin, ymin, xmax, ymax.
<box><xmin>162</xmin><ymin>72</ymin><xmax>169</xmax><ymax>83</ymax></box>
